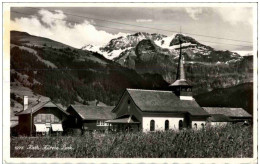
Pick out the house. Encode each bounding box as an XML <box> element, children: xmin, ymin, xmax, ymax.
<box><xmin>203</xmin><ymin>107</ymin><xmax>252</xmax><ymax>124</ymax></box>
<box><xmin>15</xmin><ymin>96</ymin><xmax>69</xmax><ymax>135</ymax></box>
<box><xmin>66</xmin><ymin>105</ymin><xmax>115</xmax><ymax>132</ymax></box>
<box><xmin>106</xmin><ymin>41</ymin><xmax>210</xmax><ymax>132</ymax></box>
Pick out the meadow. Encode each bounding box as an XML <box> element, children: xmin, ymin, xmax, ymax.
<box><xmin>10</xmin><ymin>125</ymin><xmax>253</xmax><ymax>158</ymax></box>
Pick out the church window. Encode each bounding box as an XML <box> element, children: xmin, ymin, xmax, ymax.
<box><xmin>179</xmin><ymin>120</ymin><xmax>183</xmax><ymax>130</ymax></box>
<box><xmin>201</xmin><ymin>123</ymin><xmax>205</xmax><ymax>129</ymax></box>
<box><xmin>150</xmin><ymin>120</ymin><xmax>155</xmax><ymax>131</ymax></box>
<box><xmin>165</xmin><ymin>120</ymin><xmax>169</xmax><ymax>131</ymax></box>
<box><xmin>194</xmin><ymin>123</ymin><xmax>197</xmax><ymax>129</ymax></box>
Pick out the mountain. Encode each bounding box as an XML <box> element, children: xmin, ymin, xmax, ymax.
<box><xmin>194</xmin><ymin>82</ymin><xmax>253</xmax><ymax>116</ymax></box>
<box><xmin>81</xmin><ymin>32</ymin><xmax>167</xmax><ymax>60</ymax></box>
<box><xmin>10</xmin><ymin>31</ymin><xmax>169</xmax><ymax>110</ymax></box>
<box><xmin>82</xmin><ymin>32</ymin><xmax>253</xmax><ymax>95</ymax></box>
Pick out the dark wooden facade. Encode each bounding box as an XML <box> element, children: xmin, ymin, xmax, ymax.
<box><xmin>66</xmin><ymin>105</ymin><xmax>114</xmax><ymax>132</ymax></box>
<box><xmin>16</xmin><ymin>101</ymin><xmax>68</xmax><ymax>135</ymax></box>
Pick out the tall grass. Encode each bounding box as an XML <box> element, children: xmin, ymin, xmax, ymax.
<box><xmin>10</xmin><ymin>125</ymin><xmax>253</xmax><ymax>158</ymax></box>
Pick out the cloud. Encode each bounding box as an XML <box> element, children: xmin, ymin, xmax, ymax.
<box><xmin>10</xmin><ymin>9</ymin><xmax>128</xmax><ymax>48</ymax></box>
<box><xmin>136</xmin><ymin>19</ymin><xmax>153</xmax><ymax>22</ymax></box>
<box><xmin>185</xmin><ymin>8</ymin><xmax>203</xmax><ymax>20</ymax></box>
<box><xmin>214</xmin><ymin>8</ymin><xmax>253</xmax><ymax>25</ymax></box>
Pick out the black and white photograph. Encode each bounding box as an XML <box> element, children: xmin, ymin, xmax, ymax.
<box><xmin>2</xmin><ymin>2</ymin><xmax>258</xmax><ymax>163</ymax></box>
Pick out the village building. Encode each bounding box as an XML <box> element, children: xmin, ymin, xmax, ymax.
<box><xmin>106</xmin><ymin>42</ymin><xmax>210</xmax><ymax>132</ymax></box>
<box><xmin>15</xmin><ymin>96</ymin><xmax>69</xmax><ymax>135</ymax></box>
<box><xmin>203</xmin><ymin>107</ymin><xmax>252</xmax><ymax>125</ymax></box>
<box><xmin>66</xmin><ymin>105</ymin><xmax>115</xmax><ymax>132</ymax></box>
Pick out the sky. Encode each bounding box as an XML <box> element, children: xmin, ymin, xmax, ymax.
<box><xmin>10</xmin><ymin>7</ymin><xmax>254</xmax><ymax>53</ymax></box>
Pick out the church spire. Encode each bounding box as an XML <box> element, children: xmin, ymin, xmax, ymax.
<box><xmin>176</xmin><ymin>38</ymin><xmax>186</xmax><ymax>81</ymax></box>
<box><xmin>169</xmin><ymin>32</ymin><xmax>193</xmax><ymax>100</ymax></box>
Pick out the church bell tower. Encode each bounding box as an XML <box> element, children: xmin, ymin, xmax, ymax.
<box><xmin>169</xmin><ymin>37</ymin><xmax>193</xmax><ymax>100</ymax></box>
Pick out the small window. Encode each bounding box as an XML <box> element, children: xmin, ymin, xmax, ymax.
<box><xmin>179</xmin><ymin>120</ymin><xmax>183</xmax><ymax>130</ymax></box>
<box><xmin>165</xmin><ymin>120</ymin><xmax>169</xmax><ymax>131</ymax></box>
<box><xmin>150</xmin><ymin>120</ymin><xmax>155</xmax><ymax>131</ymax></box>
<box><xmin>36</xmin><ymin>114</ymin><xmax>41</xmax><ymax>123</ymax></box>
<box><xmin>54</xmin><ymin>115</ymin><xmax>59</xmax><ymax>123</ymax></box>
<box><xmin>194</xmin><ymin>123</ymin><xmax>197</xmax><ymax>129</ymax></box>
<box><xmin>128</xmin><ymin>99</ymin><xmax>131</xmax><ymax>104</ymax></box>
<box><xmin>201</xmin><ymin>123</ymin><xmax>205</xmax><ymax>129</ymax></box>
<box><xmin>50</xmin><ymin>115</ymin><xmax>54</xmax><ymax>123</ymax></box>
<box><xmin>46</xmin><ymin>114</ymin><xmax>51</xmax><ymax>123</ymax></box>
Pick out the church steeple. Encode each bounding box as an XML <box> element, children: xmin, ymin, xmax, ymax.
<box><xmin>169</xmin><ymin>35</ymin><xmax>193</xmax><ymax>100</ymax></box>
<box><xmin>176</xmin><ymin>38</ymin><xmax>186</xmax><ymax>81</ymax></box>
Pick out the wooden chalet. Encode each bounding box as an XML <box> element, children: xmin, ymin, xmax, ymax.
<box><xmin>66</xmin><ymin>105</ymin><xmax>115</xmax><ymax>132</ymax></box>
<box><xmin>15</xmin><ymin>96</ymin><xmax>69</xmax><ymax>135</ymax></box>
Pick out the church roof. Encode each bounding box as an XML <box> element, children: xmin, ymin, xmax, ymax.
<box><xmin>203</xmin><ymin>107</ymin><xmax>252</xmax><ymax>118</ymax></box>
<box><xmin>69</xmin><ymin>105</ymin><xmax>115</xmax><ymax>120</ymax></box>
<box><xmin>125</xmin><ymin>89</ymin><xmax>209</xmax><ymax>116</ymax></box>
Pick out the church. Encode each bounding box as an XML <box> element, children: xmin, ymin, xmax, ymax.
<box><xmin>106</xmin><ymin>42</ymin><xmax>210</xmax><ymax>132</ymax></box>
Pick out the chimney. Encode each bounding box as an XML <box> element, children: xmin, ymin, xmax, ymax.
<box><xmin>23</xmin><ymin>96</ymin><xmax>28</xmax><ymax>111</ymax></box>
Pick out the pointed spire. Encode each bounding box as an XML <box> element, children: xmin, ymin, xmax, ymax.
<box><xmin>176</xmin><ymin>38</ymin><xmax>186</xmax><ymax>80</ymax></box>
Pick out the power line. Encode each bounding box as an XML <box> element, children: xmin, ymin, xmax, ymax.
<box><xmin>11</xmin><ymin>10</ymin><xmax>252</xmax><ymax>48</ymax></box>
<box><xmin>26</xmin><ymin>7</ymin><xmax>253</xmax><ymax>44</ymax></box>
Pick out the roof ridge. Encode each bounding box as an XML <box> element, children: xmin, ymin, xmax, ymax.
<box><xmin>126</xmin><ymin>88</ymin><xmax>172</xmax><ymax>93</ymax></box>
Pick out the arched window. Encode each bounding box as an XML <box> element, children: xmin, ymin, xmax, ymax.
<box><xmin>150</xmin><ymin>120</ymin><xmax>155</xmax><ymax>131</ymax></box>
<box><xmin>194</xmin><ymin>123</ymin><xmax>197</xmax><ymax>129</ymax></box>
<box><xmin>179</xmin><ymin>120</ymin><xmax>183</xmax><ymax>130</ymax></box>
<box><xmin>165</xmin><ymin>120</ymin><xmax>169</xmax><ymax>131</ymax></box>
<box><xmin>201</xmin><ymin>123</ymin><xmax>205</xmax><ymax>129</ymax></box>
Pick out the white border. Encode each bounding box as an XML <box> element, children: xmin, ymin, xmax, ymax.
<box><xmin>2</xmin><ymin>2</ymin><xmax>258</xmax><ymax>164</ymax></box>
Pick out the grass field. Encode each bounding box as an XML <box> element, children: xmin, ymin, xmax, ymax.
<box><xmin>10</xmin><ymin>125</ymin><xmax>253</xmax><ymax>158</ymax></box>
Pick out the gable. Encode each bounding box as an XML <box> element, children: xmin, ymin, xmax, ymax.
<box><xmin>112</xmin><ymin>91</ymin><xmax>143</xmax><ymax>122</ymax></box>
<box><xmin>16</xmin><ymin>101</ymin><xmax>69</xmax><ymax>116</ymax></box>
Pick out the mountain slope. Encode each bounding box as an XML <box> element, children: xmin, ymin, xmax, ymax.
<box><xmin>194</xmin><ymin>82</ymin><xmax>253</xmax><ymax>116</ymax></box>
<box><xmin>10</xmin><ymin>31</ymin><xmax>169</xmax><ymax>108</ymax></box>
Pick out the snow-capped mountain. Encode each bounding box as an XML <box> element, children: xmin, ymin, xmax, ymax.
<box><xmin>82</xmin><ymin>32</ymin><xmax>167</xmax><ymax>60</ymax></box>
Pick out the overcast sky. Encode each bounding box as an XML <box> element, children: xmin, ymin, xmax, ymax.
<box><xmin>10</xmin><ymin>7</ymin><xmax>254</xmax><ymax>52</ymax></box>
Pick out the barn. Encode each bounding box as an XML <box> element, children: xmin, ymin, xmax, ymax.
<box><xmin>15</xmin><ymin>96</ymin><xmax>69</xmax><ymax>135</ymax></box>
<box><xmin>66</xmin><ymin>105</ymin><xmax>115</xmax><ymax>132</ymax></box>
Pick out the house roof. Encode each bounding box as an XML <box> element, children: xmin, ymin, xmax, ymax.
<box><xmin>106</xmin><ymin>115</ymin><xmax>140</xmax><ymax>124</ymax></box>
<box><xmin>203</xmin><ymin>107</ymin><xmax>252</xmax><ymax>118</ymax></box>
<box><xmin>207</xmin><ymin>114</ymin><xmax>233</xmax><ymax>122</ymax></box>
<box><xmin>69</xmin><ymin>105</ymin><xmax>115</xmax><ymax>120</ymax></box>
<box><xmin>125</xmin><ymin>89</ymin><xmax>209</xmax><ymax>116</ymax></box>
<box><xmin>15</xmin><ymin>101</ymin><xmax>69</xmax><ymax>116</ymax></box>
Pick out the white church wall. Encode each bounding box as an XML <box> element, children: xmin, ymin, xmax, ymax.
<box><xmin>142</xmin><ymin>117</ymin><xmax>184</xmax><ymax>132</ymax></box>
